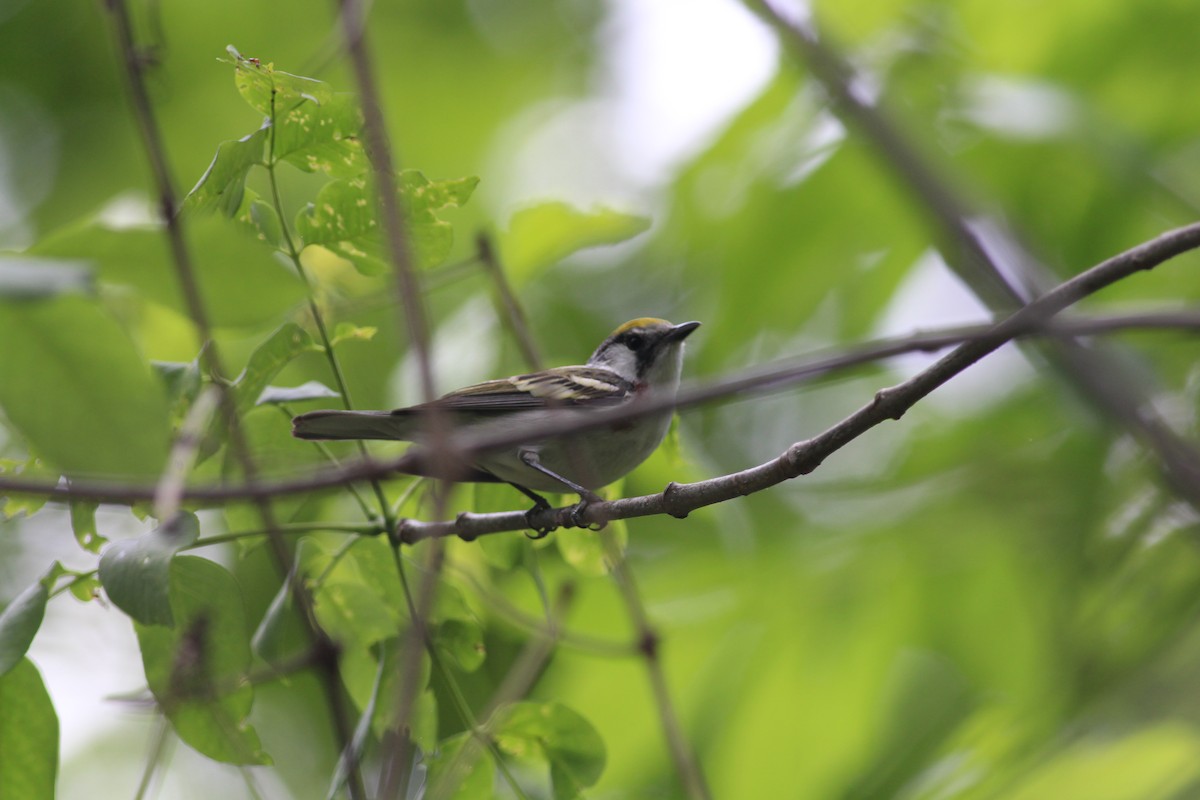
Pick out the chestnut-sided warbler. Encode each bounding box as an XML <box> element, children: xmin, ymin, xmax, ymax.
<box><xmin>292</xmin><ymin>318</ymin><xmax>700</xmax><ymax>528</ymax></box>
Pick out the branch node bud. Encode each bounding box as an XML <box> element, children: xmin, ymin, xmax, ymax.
<box><xmin>663</xmin><ymin>482</ymin><xmax>690</xmax><ymax>519</ymax></box>
<box><xmin>637</xmin><ymin>628</ymin><xmax>660</xmax><ymax>659</ymax></box>
<box><xmin>454</xmin><ymin>512</ymin><xmax>478</xmax><ymax>542</ymax></box>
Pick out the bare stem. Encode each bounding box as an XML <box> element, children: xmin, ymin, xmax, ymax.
<box><xmin>603</xmin><ymin>533</ymin><xmax>712</xmax><ymax>800</ymax></box>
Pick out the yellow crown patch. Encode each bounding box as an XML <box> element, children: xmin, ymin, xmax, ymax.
<box><xmin>611</xmin><ymin>317</ymin><xmax>671</xmax><ymax>335</ymax></box>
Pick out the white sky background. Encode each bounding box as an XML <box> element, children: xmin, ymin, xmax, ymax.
<box><xmin>482</xmin><ymin>0</ymin><xmax>778</xmax><ymax>212</ymax></box>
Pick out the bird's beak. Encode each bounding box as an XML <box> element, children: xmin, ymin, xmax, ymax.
<box><xmin>665</xmin><ymin>320</ymin><xmax>701</xmax><ymax>342</ymax></box>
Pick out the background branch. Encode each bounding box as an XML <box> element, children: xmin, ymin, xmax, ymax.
<box><xmin>746</xmin><ymin>0</ymin><xmax>1200</xmax><ymax>512</ymax></box>
<box><xmin>4</xmin><ymin>228</ymin><xmax>1199</xmax><ymax>509</ymax></box>
<box><xmin>102</xmin><ymin>4</ymin><xmax>364</xmax><ymax>795</ymax></box>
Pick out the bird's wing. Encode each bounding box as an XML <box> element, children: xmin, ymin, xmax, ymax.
<box><xmin>420</xmin><ymin>366</ymin><xmax>634</xmax><ymax>414</ymax></box>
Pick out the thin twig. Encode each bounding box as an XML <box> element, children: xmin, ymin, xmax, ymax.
<box><xmin>603</xmin><ymin>533</ymin><xmax>712</xmax><ymax>800</ymax></box>
<box><xmin>152</xmin><ymin>386</ymin><xmax>220</xmax><ymax>521</ymax></box>
<box><xmin>335</xmin><ymin>0</ymin><xmax>436</xmax><ymax>403</ymax></box>
<box><xmin>477</xmin><ymin>233</ymin><xmax>544</xmax><ymax>370</ymax></box>
<box><xmin>333</xmin><ymin>2</ymin><xmax>460</xmax><ymax>791</ymax></box>
<box><xmin>6</xmin><ymin>267</ymin><xmax>1200</xmax><ymax>510</ymax></box>
<box><xmin>265</xmin><ymin>114</ymin><xmax>393</xmax><ymax>528</ymax></box>
<box><xmin>101</xmin><ymin>3</ymin><xmax>365</xmax><ymax>795</ymax></box>
<box><xmin>425</xmin><ymin>584</ymin><xmax>575</xmax><ymax>800</ymax></box>
<box><xmin>745</xmin><ymin>0</ymin><xmax>1200</xmax><ymax>512</ymax></box>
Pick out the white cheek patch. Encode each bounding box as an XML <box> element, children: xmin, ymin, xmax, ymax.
<box><xmin>600</xmin><ymin>347</ymin><xmax>639</xmax><ymax>380</ymax></box>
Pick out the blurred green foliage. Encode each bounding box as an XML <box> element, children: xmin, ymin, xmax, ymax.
<box><xmin>2</xmin><ymin>0</ymin><xmax>1200</xmax><ymax>798</ymax></box>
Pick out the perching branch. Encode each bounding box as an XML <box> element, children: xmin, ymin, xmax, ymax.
<box><xmin>3</xmin><ymin>221</ymin><xmax>1200</xmax><ymax>512</ymax></box>
<box><xmin>395</xmin><ymin>222</ymin><xmax>1200</xmax><ymax>542</ymax></box>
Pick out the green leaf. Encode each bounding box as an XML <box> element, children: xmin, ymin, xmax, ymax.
<box><xmin>478</xmin><ymin>532</ymin><xmax>523</xmax><ymax>571</ymax></box>
<box><xmin>315</xmin><ymin>581</ymin><xmax>404</xmax><ymax>648</ymax></box>
<box><xmin>426</xmin><ymin>732</ymin><xmax>494</xmax><ymax>799</ymax></box>
<box><xmin>0</xmin><ymin>659</ymin><xmax>58</xmax><ymax>798</ymax></box>
<box><xmin>250</xmin><ymin>543</ymin><xmax>306</xmax><ymax>664</ymax></box>
<box><xmin>841</xmin><ymin>652</ymin><xmax>974</xmax><ymax>800</ymax></box>
<box><xmin>0</xmin><ymin>577</ymin><xmax>49</xmax><ymax>677</ymax></box>
<box><xmin>413</xmin><ymin>688</ymin><xmax>439</xmax><ymax>754</ymax></box>
<box><xmin>0</xmin><ymin>294</ymin><xmax>172</xmax><ymax>478</ymax></box>
<box><xmin>341</xmin><ymin>641</ymin><xmax>433</xmax><ymax>741</ymax></box>
<box><xmin>294</xmin><ymin>177</ymin><xmax>376</xmax><ymax>246</ymax></box>
<box><xmin>501</xmin><ymin>202</ymin><xmax>651</xmax><ymax>281</ymax></box>
<box><xmin>255</xmin><ymin>380</ymin><xmax>340</xmax><ymax>406</ymax></box>
<box><xmin>0</xmin><ymin>457</ymin><xmax>52</xmax><ymax>520</ymax></box>
<box><xmin>136</xmin><ymin>555</ymin><xmax>269</xmax><ymax>765</ymax></box>
<box><xmin>330</xmin><ymin>322</ymin><xmax>377</xmax><ymax>347</ymax></box>
<box><xmin>235</xmin><ymin>190</ymin><xmax>283</xmax><ymax>248</ymax></box>
<box><xmin>99</xmin><ymin>513</ymin><xmax>200</xmax><ymax>627</ymax></box>
<box><xmin>69</xmin><ymin>501</ymin><xmax>105</xmax><ymax>553</ymax></box>
<box><xmin>0</xmin><ymin>258</ymin><xmax>92</xmax><ymax>299</ymax></box>
<box><xmin>402</xmin><ymin>171</ymin><xmax>479</xmax><ymax>215</ymax></box>
<box><xmin>493</xmin><ymin>701</ymin><xmax>606</xmax><ymax>799</ymax></box>
<box><xmin>32</xmin><ymin>214</ymin><xmax>307</xmax><ymax>329</ymax></box>
<box><xmin>184</xmin><ymin>126</ymin><xmax>268</xmax><ymax>216</ymax></box>
<box><xmin>1002</xmin><ymin>724</ymin><xmax>1200</xmax><ymax>800</ymax></box>
<box><xmin>151</xmin><ymin>359</ymin><xmax>203</xmax><ymax>425</ymax></box>
<box><xmin>250</xmin><ymin>581</ymin><xmax>293</xmax><ymax>663</ymax></box>
<box><xmin>231</xmin><ymin>322</ymin><xmax>317</xmax><ymax>413</ymax></box>
<box><xmin>435</xmin><ymin>618</ymin><xmax>486</xmax><ymax>672</ymax></box>
<box><xmin>402</xmin><ymin>171</ymin><xmax>479</xmax><ymax>269</ymax></box>
<box><xmin>66</xmin><ymin>573</ymin><xmax>101</xmax><ymax>603</ymax></box>
<box><xmin>556</xmin><ymin>519</ymin><xmax>626</xmax><ymax>577</ymax></box>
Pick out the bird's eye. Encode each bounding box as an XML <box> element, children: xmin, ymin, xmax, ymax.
<box><xmin>625</xmin><ymin>333</ymin><xmax>645</xmax><ymax>351</ymax></box>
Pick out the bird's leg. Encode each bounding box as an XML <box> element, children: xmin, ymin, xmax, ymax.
<box><xmin>506</xmin><ymin>480</ymin><xmax>557</xmax><ymax>539</ymax></box>
<box><xmin>517</xmin><ymin>448</ymin><xmax>604</xmax><ymax>530</ymax></box>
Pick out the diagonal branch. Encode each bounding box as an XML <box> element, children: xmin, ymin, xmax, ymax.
<box><xmin>744</xmin><ymin>0</ymin><xmax>1200</xmax><ymax>512</ymax></box>
<box><xmin>102</xmin><ymin>3</ymin><xmax>364</xmax><ymax>796</ymax></box>
<box><xmin>3</xmin><ymin>219</ymin><xmax>1200</xmax><ymax>511</ymax></box>
<box><xmin>3</xmin><ymin>223</ymin><xmax>1200</xmax><ymax>511</ymax></box>
<box><xmin>395</xmin><ymin>222</ymin><xmax>1200</xmax><ymax>541</ymax></box>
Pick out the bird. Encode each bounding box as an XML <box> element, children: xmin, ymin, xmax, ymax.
<box><xmin>291</xmin><ymin>318</ymin><xmax>700</xmax><ymax>532</ymax></box>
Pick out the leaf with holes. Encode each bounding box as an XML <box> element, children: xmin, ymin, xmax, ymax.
<box><xmin>69</xmin><ymin>501</ymin><xmax>105</xmax><ymax>553</ymax></box>
<box><xmin>274</xmin><ymin>92</ymin><xmax>366</xmax><ymax>178</ymax></box>
<box><xmin>295</xmin><ymin>171</ymin><xmax>478</xmax><ymax>272</ymax></box>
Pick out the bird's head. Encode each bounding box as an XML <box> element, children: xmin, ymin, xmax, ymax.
<box><xmin>587</xmin><ymin>318</ymin><xmax>700</xmax><ymax>389</ymax></box>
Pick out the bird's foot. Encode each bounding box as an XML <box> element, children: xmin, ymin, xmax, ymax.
<box><xmin>566</xmin><ymin>491</ymin><xmax>606</xmax><ymax>531</ymax></box>
<box><xmin>524</xmin><ymin>497</ymin><xmax>557</xmax><ymax>540</ymax></box>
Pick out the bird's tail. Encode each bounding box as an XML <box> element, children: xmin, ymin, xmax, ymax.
<box><xmin>291</xmin><ymin>409</ymin><xmax>414</xmax><ymax>441</ymax></box>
